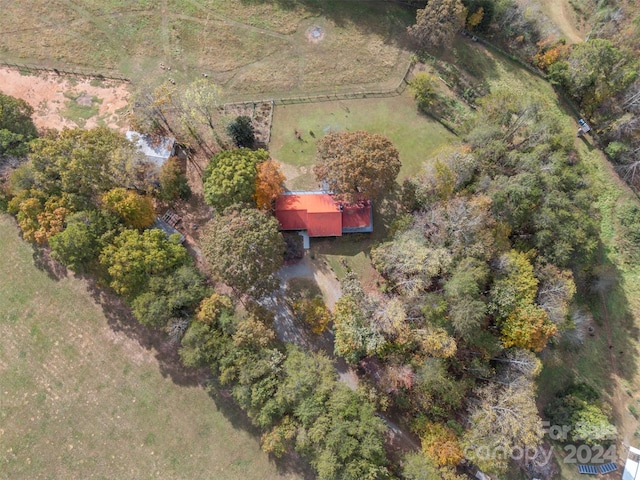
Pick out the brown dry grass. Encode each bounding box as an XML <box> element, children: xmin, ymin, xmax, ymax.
<box><xmin>0</xmin><ymin>0</ymin><xmax>413</xmax><ymax>98</ymax></box>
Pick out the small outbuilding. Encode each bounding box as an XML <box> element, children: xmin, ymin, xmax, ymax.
<box><xmin>624</xmin><ymin>446</ymin><xmax>640</xmax><ymax>480</ymax></box>
<box><xmin>126</xmin><ymin>131</ymin><xmax>176</xmax><ymax>167</ymax></box>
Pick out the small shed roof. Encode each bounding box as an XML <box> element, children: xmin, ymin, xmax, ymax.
<box><xmin>126</xmin><ymin>131</ymin><xmax>175</xmax><ymax>166</ymax></box>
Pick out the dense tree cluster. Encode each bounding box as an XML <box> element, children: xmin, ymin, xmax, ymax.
<box><xmin>4</xmin><ymin>125</ymin><xmax>203</xmax><ymax>332</ymax></box>
<box><xmin>450</xmin><ymin>0</ymin><xmax>640</xmax><ymax>198</ymax></box>
<box><xmin>324</xmin><ymin>87</ymin><xmax>606</xmax><ymax>475</ymax></box>
<box><xmin>180</xmin><ymin>302</ymin><xmax>391</xmax><ymax>480</ymax></box>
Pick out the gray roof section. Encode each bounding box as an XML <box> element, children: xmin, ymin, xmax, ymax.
<box><xmin>154</xmin><ymin>217</ymin><xmax>185</xmax><ymax>244</ymax></box>
<box><xmin>126</xmin><ymin>131</ymin><xmax>175</xmax><ymax>167</ymax></box>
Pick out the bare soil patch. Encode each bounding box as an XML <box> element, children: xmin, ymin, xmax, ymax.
<box><xmin>0</xmin><ymin>67</ymin><xmax>130</xmax><ymax>132</ymax></box>
<box><xmin>306</xmin><ymin>25</ymin><xmax>325</xmax><ymax>44</ymax></box>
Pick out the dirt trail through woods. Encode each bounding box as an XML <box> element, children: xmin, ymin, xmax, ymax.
<box><xmin>0</xmin><ymin>67</ymin><xmax>129</xmax><ymax>131</ymax></box>
<box><xmin>538</xmin><ymin>0</ymin><xmax>584</xmax><ymax>44</ymax></box>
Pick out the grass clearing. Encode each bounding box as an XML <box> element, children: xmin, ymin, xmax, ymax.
<box><xmin>61</xmin><ymin>93</ymin><xmax>102</xmax><ymax>127</ymax></box>
<box><xmin>0</xmin><ymin>214</ymin><xmax>301</xmax><ymax>480</ymax></box>
<box><xmin>539</xmin><ymin>143</ymin><xmax>640</xmax><ymax>478</ymax></box>
<box><xmin>270</xmin><ymin>90</ymin><xmax>458</xmax><ymax>191</ymax></box>
<box><xmin>0</xmin><ymin>0</ymin><xmax>412</xmax><ymax>96</ymax></box>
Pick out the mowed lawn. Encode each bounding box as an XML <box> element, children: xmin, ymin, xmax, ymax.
<box><xmin>269</xmin><ymin>90</ymin><xmax>458</xmax><ymax>191</ymax></box>
<box><xmin>0</xmin><ymin>215</ymin><xmax>300</xmax><ymax>480</ymax></box>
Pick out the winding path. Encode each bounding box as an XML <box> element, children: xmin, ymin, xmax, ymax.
<box><xmin>539</xmin><ymin>0</ymin><xmax>583</xmax><ymax>44</ymax></box>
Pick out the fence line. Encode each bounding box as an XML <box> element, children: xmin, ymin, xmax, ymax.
<box><xmin>265</xmin><ymin>100</ymin><xmax>275</xmax><ymax>146</ymax></box>
<box><xmin>224</xmin><ymin>60</ymin><xmax>413</xmax><ymax>109</ymax></box>
<box><xmin>221</xmin><ymin>61</ymin><xmax>413</xmax><ymax>151</ymax></box>
<box><xmin>0</xmin><ymin>60</ymin><xmax>130</xmax><ymax>83</ymax></box>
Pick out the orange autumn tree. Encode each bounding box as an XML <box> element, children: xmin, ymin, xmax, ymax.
<box><xmin>254</xmin><ymin>159</ymin><xmax>285</xmax><ymax>210</ymax></box>
<box><xmin>421</xmin><ymin>422</ymin><xmax>464</xmax><ymax>467</ymax></box>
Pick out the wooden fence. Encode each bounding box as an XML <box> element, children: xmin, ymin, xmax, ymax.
<box><xmin>0</xmin><ymin>60</ymin><xmax>130</xmax><ymax>82</ymax></box>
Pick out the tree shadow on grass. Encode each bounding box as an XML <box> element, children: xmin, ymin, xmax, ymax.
<box><xmin>589</xmin><ymin>254</ymin><xmax>639</xmax><ymax>384</ymax></box>
<box><xmin>31</xmin><ymin>245</ymin><xmax>68</xmax><ymax>281</ymax></box>
<box><xmin>81</xmin><ymin>275</ymin><xmax>209</xmax><ymax>388</ymax></box>
<box><xmin>541</xmin><ymin>247</ymin><xmax>639</xmax><ymax>412</ymax></box>
<box><xmin>205</xmin><ymin>377</ymin><xmax>317</xmax><ymax>480</ymax></box>
<box><xmin>241</xmin><ymin>0</ymin><xmax>415</xmax><ymax>47</ymax></box>
<box><xmin>77</xmin><ymin>272</ymin><xmax>315</xmax><ymax>479</ymax></box>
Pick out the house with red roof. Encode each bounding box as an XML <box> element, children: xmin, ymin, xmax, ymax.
<box><xmin>275</xmin><ymin>192</ymin><xmax>372</xmax><ymax>246</ymax></box>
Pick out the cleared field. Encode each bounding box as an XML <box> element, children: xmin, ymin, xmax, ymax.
<box><xmin>0</xmin><ymin>0</ymin><xmax>412</xmax><ymax>96</ymax></box>
<box><xmin>269</xmin><ymin>90</ymin><xmax>458</xmax><ymax>191</ymax></box>
<box><xmin>0</xmin><ymin>214</ymin><xmax>302</xmax><ymax>480</ymax></box>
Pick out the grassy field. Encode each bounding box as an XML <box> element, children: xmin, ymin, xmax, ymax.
<box><xmin>0</xmin><ymin>0</ymin><xmax>412</xmax><ymax>96</ymax></box>
<box><xmin>0</xmin><ymin>214</ymin><xmax>302</xmax><ymax>480</ymax></box>
<box><xmin>270</xmin><ymin>89</ymin><xmax>458</xmax><ymax>191</ymax></box>
<box><xmin>541</xmin><ymin>142</ymin><xmax>640</xmax><ymax>479</ymax></box>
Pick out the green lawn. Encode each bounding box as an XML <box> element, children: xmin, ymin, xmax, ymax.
<box><xmin>0</xmin><ymin>214</ymin><xmax>301</xmax><ymax>480</ymax></box>
<box><xmin>270</xmin><ymin>90</ymin><xmax>458</xmax><ymax>191</ymax></box>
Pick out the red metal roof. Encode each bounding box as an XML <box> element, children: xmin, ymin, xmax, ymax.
<box><xmin>342</xmin><ymin>203</ymin><xmax>372</xmax><ymax>229</ymax></box>
<box><xmin>275</xmin><ymin>193</ymin><xmax>372</xmax><ymax>237</ymax></box>
<box><xmin>307</xmin><ymin>212</ymin><xmax>342</xmax><ymax>237</ymax></box>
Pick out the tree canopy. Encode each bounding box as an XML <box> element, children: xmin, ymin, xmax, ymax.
<box><xmin>28</xmin><ymin>127</ymin><xmax>151</xmax><ymax>202</ymax></box>
<box><xmin>201</xmin><ymin>207</ymin><xmax>285</xmax><ymax>298</ymax></box>
<box><xmin>99</xmin><ymin>228</ymin><xmax>190</xmax><ymax>299</ymax></box>
<box><xmin>203</xmin><ymin>148</ymin><xmax>269</xmax><ymax>211</ymax></box>
<box><xmin>101</xmin><ymin>187</ymin><xmax>155</xmax><ymax>229</ymax></box>
<box><xmin>314</xmin><ymin>130</ymin><xmax>400</xmax><ymax>202</ymax></box>
<box><xmin>254</xmin><ymin>159</ymin><xmax>285</xmax><ymax>211</ymax></box>
<box><xmin>408</xmin><ymin>0</ymin><xmax>467</xmax><ymax>49</ymax></box>
<box><xmin>0</xmin><ymin>92</ymin><xmax>38</xmax><ymax>157</ymax></box>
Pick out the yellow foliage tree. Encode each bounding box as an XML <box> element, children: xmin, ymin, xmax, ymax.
<box><xmin>261</xmin><ymin>416</ymin><xmax>297</xmax><ymax>457</ymax></box>
<box><xmin>501</xmin><ymin>303</ymin><xmax>558</xmax><ymax>352</ymax></box>
<box><xmin>101</xmin><ymin>187</ymin><xmax>155</xmax><ymax>229</ymax></box>
<box><xmin>254</xmin><ymin>159</ymin><xmax>285</xmax><ymax>210</ymax></box>
<box><xmin>415</xmin><ymin>326</ymin><xmax>457</xmax><ymax>358</ymax></box>
<box><xmin>16</xmin><ymin>197</ymin><xmax>43</xmax><ymax>243</ymax></box>
<box><xmin>421</xmin><ymin>422</ymin><xmax>464</xmax><ymax>467</ymax></box>
<box><xmin>196</xmin><ymin>293</ymin><xmax>233</xmax><ymax>325</ymax></box>
<box><xmin>293</xmin><ymin>296</ymin><xmax>332</xmax><ymax>334</ymax></box>
<box><xmin>466</xmin><ymin>7</ymin><xmax>484</xmax><ymax>31</ymax></box>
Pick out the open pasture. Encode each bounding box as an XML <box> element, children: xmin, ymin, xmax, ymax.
<box><xmin>269</xmin><ymin>90</ymin><xmax>458</xmax><ymax>191</ymax></box>
<box><xmin>0</xmin><ymin>214</ymin><xmax>302</xmax><ymax>480</ymax></box>
<box><xmin>0</xmin><ymin>0</ymin><xmax>413</xmax><ymax>97</ymax></box>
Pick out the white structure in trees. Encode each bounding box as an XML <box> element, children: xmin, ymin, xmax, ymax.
<box><xmin>624</xmin><ymin>446</ymin><xmax>640</xmax><ymax>480</ymax></box>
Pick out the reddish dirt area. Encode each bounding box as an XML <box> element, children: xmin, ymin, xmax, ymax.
<box><xmin>0</xmin><ymin>67</ymin><xmax>130</xmax><ymax>131</ymax></box>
